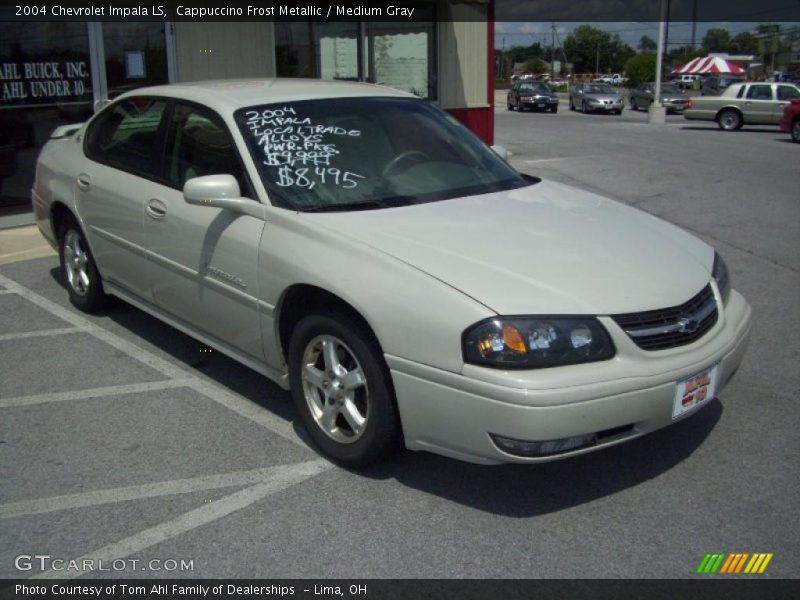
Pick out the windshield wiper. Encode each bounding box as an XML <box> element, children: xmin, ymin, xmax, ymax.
<box><xmin>300</xmin><ymin>200</ymin><xmax>394</xmax><ymax>213</ymax></box>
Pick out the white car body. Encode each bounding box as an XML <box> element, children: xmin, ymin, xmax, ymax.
<box><xmin>33</xmin><ymin>79</ymin><xmax>751</xmax><ymax>465</ymax></box>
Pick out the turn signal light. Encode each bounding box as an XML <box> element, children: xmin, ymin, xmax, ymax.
<box><xmin>687</xmin><ymin>98</ymin><xmax>693</xmax><ymax>109</ymax></box>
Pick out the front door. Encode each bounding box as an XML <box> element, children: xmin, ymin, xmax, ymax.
<box><xmin>144</xmin><ymin>101</ymin><xmax>266</xmax><ymax>361</ymax></box>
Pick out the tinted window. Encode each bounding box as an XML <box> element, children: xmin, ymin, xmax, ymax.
<box><xmin>85</xmin><ymin>98</ymin><xmax>167</xmax><ymax>175</ymax></box>
<box><xmin>777</xmin><ymin>85</ymin><xmax>800</xmax><ymax>101</ymax></box>
<box><xmin>235</xmin><ymin>97</ymin><xmax>528</xmax><ymax>211</ymax></box>
<box><xmin>746</xmin><ymin>85</ymin><xmax>773</xmax><ymax>100</ymax></box>
<box><xmin>164</xmin><ymin>103</ymin><xmax>248</xmax><ymax>193</ymax></box>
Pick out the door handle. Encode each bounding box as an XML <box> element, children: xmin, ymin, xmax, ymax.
<box><xmin>146</xmin><ymin>199</ymin><xmax>168</xmax><ymax>220</ymax></box>
<box><xmin>76</xmin><ymin>173</ymin><xmax>91</xmax><ymax>191</ymax></box>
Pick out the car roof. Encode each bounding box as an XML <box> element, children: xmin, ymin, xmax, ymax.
<box><xmin>115</xmin><ymin>78</ymin><xmax>415</xmax><ymax>114</ymax></box>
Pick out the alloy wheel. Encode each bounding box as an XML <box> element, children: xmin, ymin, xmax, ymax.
<box><xmin>300</xmin><ymin>334</ymin><xmax>369</xmax><ymax>444</ymax></box>
<box><xmin>63</xmin><ymin>229</ymin><xmax>90</xmax><ymax>297</ymax></box>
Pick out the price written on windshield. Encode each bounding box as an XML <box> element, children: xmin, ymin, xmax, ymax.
<box><xmin>244</xmin><ymin>106</ymin><xmax>366</xmax><ymax>190</ymax></box>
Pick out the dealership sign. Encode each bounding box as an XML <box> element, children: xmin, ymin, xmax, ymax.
<box><xmin>1</xmin><ymin>60</ymin><xmax>90</xmax><ymax>106</ymax></box>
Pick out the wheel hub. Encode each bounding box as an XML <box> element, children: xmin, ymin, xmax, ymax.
<box><xmin>301</xmin><ymin>335</ymin><xmax>369</xmax><ymax>444</ymax></box>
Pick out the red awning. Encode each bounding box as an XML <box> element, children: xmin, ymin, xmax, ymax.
<box><xmin>671</xmin><ymin>56</ymin><xmax>746</xmax><ymax>75</ymax></box>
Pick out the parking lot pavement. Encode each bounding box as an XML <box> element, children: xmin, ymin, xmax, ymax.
<box><xmin>2</xmin><ymin>113</ymin><xmax>799</xmax><ymax>579</ymax></box>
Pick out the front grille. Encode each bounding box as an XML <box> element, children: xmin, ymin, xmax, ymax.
<box><xmin>612</xmin><ymin>284</ymin><xmax>718</xmax><ymax>351</ymax></box>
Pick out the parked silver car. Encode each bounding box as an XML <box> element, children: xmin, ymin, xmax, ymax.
<box><xmin>32</xmin><ymin>80</ymin><xmax>751</xmax><ymax>467</ymax></box>
<box><xmin>630</xmin><ymin>83</ymin><xmax>690</xmax><ymax>113</ymax></box>
<box><xmin>569</xmin><ymin>83</ymin><xmax>624</xmax><ymax>114</ymax></box>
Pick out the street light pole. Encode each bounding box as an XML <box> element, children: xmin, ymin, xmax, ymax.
<box><xmin>649</xmin><ymin>0</ymin><xmax>668</xmax><ymax>124</ymax></box>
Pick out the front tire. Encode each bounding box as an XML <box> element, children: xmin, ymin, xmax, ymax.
<box><xmin>569</xmin><ymin>97</ymin><xmax>575</xmax><ymax>111</ymax></box>
<box><xmin>717</xmin><ymin>109</ymin><xmax>742</xmax><ymax>131</ymax></box>
<box><xmin>58</xmin><ymin>217</ymin><xmax>107</xmax><ymax>312</ymax></box>
<box><xmin>288</xmin><ymin>312</ymin><xmax>401</xmax><ymax>468</ymax></box>
<box><xmin>631</xmin><ymin>98</ymin><xmax>638</xmax><ymax>111</ymax></box>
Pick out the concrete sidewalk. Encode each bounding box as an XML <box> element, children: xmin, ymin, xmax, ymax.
<box><xmin>0</xmin><ymin>224</ymin><xmax>56</xmax><ymax>265</ymax></box>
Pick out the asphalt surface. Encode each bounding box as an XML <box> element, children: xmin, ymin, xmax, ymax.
<box><xmin>0</xmin><ymin>104</ymin><xmax>798</xmax><ymax>580</ymax></box>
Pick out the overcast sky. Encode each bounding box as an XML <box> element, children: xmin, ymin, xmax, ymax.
<box><xmin>494</xmin><ymin>22</ymin><xmax>797</xmax><ymax>50</ymax></box>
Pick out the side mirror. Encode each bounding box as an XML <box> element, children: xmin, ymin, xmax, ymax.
<box><xmin>490</xmin><ymin>145</ymin><xmax>508</xmax><ymax>160</ymax></box>
<box><xmin>183</xmin><ymin>174</ymin><xmax>263</xmax><ymax>219</ymax></box>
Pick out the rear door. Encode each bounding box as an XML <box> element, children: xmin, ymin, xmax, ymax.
<box><xmin>143</xmin><ymin>100</ymin><xmax>266</xmax><ymax>360</ymax></box>
<box><xmin>78</xmin><ymin>97</ymin><xmax>169</xmax><ymax>301</ymax></box>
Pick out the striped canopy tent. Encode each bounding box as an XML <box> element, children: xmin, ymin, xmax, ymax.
<box><xmin>671</xmin><ymin>56</ymin><xmax>746</xmax><ymax>75</ymax></box>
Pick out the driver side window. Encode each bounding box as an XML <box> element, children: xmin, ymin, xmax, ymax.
<box><xmin>164</xmin><ymin>102</ymin><xmax>251</xmax><ymax>196</ymax></box>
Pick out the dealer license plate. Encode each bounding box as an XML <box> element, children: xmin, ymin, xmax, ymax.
<box><xmin>673</xmin><ymin>364</ymin><xmax>719</xmax><ymax>419</ymax></box>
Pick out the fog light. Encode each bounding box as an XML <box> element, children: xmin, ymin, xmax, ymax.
<box><xmin>490</xmin><ymin>432</ymin><xmax>598</xmax><ymax>457</ymax></box>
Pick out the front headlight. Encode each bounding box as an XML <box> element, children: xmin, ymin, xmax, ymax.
<box><xmin>713</xmin><ymin>251</ymin><xmax>731</xmax><ymax>305</ymax></box>
<box><xmin>463</xmin><ymin>317</ymin><xmax>615</xmax><ymax>369</ymax></box>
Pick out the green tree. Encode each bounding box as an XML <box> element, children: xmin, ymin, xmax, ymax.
<box><xmin>505</xmin><ymin>42</ymin><xmax>543</xmax><ymax>64</ymax></box>
<box><xmin>524</xmin><ymin>57</ymin><xmax>548</xmax><ymax>74</ymax></box>
<box><xmin>731</xmin><ymin>32</ymin><xmax>758</xmax><ymax>54</ymax></box>
<box><xmin>624</xmin><ymin>53</ymin><xmax>658</xmax><ymax>88</ymax></box>
<box><xmin>638</xmin><ymin>35</ymin><xmax>657</xmax><ymax>53</ymax></box>
<box><xmin>702</xmin><ymin>28</ymin><xmax>732</xmax><ymax>52</ymax></box>
<box><xmin>563</xmin><ymin>25</ymin><xmax>635</xmax><ymax>73</ymax></box>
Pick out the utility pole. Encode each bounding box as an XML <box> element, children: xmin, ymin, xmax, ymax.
<box><xmin>690</xmin><ymin>0</ymin><xmax>698</xmax><ymax>48</ymax></box>
<box><xmin>551</xmin><ymin>22</ymin><xmax>556</xmax><ymax>80</ymax></box>
<box><xmin>596</xmin><ymin>42</ymin><xmax>600</xmax><ymax>76</ymax></box>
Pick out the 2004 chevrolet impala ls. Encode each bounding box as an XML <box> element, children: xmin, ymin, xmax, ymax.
<box><xmin>32</xmin><ymin>80</ymin><xmax>752</xmax><ymax>466</ymax></box>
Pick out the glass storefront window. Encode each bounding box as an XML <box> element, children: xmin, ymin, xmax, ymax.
<box><xmin>102</xmin><ymin>23</ymin><xmax>169</xmax><ymax>99</ymax></box>
<box><xmin>275</xmin><ymin>6</ymin><xmax>436</xmax><ymax>100</ymax></box>
<box><xmin>1</xmin><ymin>23</ymin><xmax>93</xmax><ymax>213</ymax></box>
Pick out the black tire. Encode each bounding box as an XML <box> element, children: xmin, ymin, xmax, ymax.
<box><xmin>631</xmin><ymin>98</ymin><xmax>638</xmax><ymax>111</ymax></box>
<box><xmin>615</xmin><ymin>109</ymin><xmax>623</xmax><ymax>116</ymax></box>
<box><xmin>791</xmin><ymin>118</ymin><xmax>800</xmax><ymax>143</ymax></box>
<box><xmin>507</xmin><ymin>100</ymin><xmax>514</xmax><ymax>111</ymax></box>
<box><xmin>717</xmin><ymin>109</ymin><xmax>742</xmax><ymax>131</ymax></box>
<box><xmin>551</xmin><ymin>106</ymin><xmax>558</xmax><ymax>113</ymax></box>
<box><xmin>581</xmin><ymin>100</ymin><xmax>588</xmax><ymax>113</ymax></box>
<box><xmin>288</xmin><ymin>312</ymin><xmax>402</xmax><ymax>468</ymax></box>
<box><xmin>58</xmin><ymin>217</ymin><xmax>107</xmax><ymax>312</ymax></box>
<box><xmin>569</xmin><ymin>97</ymin><xmax>575</xmax><ymax>111</ymax></box>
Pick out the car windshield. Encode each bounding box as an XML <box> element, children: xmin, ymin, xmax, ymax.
<box><xmin>519</xmin><ymin>83</ymin><xmax>549</xmax><ymax>93</ymax></box>
<box><xmin>235</xmin><ymin>97</ymin><xmax>529</xmax><ymax>212</ymax></box>
<box><xmin>585</xmin><ymin>84</ymin><xmax>614</xmax><ymax>94</ymax></box>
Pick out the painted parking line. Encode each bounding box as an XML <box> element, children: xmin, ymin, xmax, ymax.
<box><xmin>0</xmin><ymin>461</ymin><xmax>329</xmax><ymax>520</ymax></box>
<box><xmin>0</xmin><ymin>272</ymin><xmax>304</xmax><ymax>448</ymax></box>
<box><xmin>0</xmin><ymin>380</ymin><xmax>194</xmax><ymax>409</ymax></box>
<box><xmin>32</xmin><ymin>459</ymin><xmax>331</xmax><ymax>580</ymax></box>
<box><xmin>0</xmin><ymin>326</ymin><xmax>90</xmax><ymax>342</ymax></box>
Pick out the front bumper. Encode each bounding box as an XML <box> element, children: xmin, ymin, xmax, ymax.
<box><xmin>520</xmin><ymin>97</ymin><xmax>558</xmax><ymax>110</ymax></box>
<box><xmin>587</xmin><ymin>100</ymin><xmax>624</xmax><ymax>111</ymax></box>
<box><xmin>387</xmin><ymin>289</ymin><xmax>752</xmax><ymax>464</ymax></box>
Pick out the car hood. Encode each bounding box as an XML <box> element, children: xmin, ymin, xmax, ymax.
<box><xmin>303</xmin><ymin>180</ymin><xmax>713</xmax><ymax>315</ymax></box>
<box><xmin>586</xmin><ymin>93</ymin><xmax>622</xmax><ymax>101</ymax></box>
<box><xmin>522</xmin><ymin>91</ymin><xmax>556</xmax><ymax>98</ymax></box>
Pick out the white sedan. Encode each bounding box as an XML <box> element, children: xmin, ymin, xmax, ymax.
<box><xmin>32</xmin><ymin>79</ymin><xmax>752</xmax><ymax>466</ymax></box>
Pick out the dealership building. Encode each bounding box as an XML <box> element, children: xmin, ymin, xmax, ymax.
<box><xmin>0</xmin><ymin>1</ymin><xmax>494</xmax><ymax>219</ymax></box>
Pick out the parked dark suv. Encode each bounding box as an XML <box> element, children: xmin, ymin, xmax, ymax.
<box><xmin>701</xmin><ymin>75</ymin><xmax>746</xmax><ymax>96</ymax></box>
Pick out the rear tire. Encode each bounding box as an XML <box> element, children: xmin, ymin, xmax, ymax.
<box><xmin>717</xmin><ymin>109</ymin><xmax>742</xmax><ymax>131</ymax></box>
<box><xmin>631</xmin><ymin>98</ymin><xmax>638</xmax><ymax>111</ymax></box>
<box><xmin>791</xmin><ymin>118</ymin><xmax>800</xmax><ymax>143</ymax></box>
<box><xmin>288</xmin><ymin>312</ymin><xmax>402</xmax><ymax>468</ymax></box>
<box><xmin>569</xmin><ymin>98</ymin><xmax>575</xmax><ymax>111</ymax></box>
<box><xmin>58</xmin><ymin>217</ymin><xmax>107</xmax><ymax>313</ymax></box>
